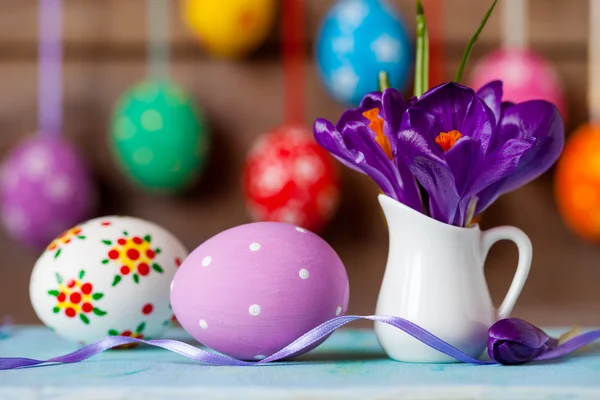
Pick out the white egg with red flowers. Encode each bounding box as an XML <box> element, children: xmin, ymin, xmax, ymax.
<box><xmin>29</xmin><ymin>216</ymin><xmax>187</xmax><ymax>344</ymax></box>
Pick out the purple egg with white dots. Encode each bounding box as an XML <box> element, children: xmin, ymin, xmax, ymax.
<box><xmin>0</xmin><ymin>135</ymin><xmax>95</xmax><ymax>249</ymax></box>
<box><xmin>170</xmin><ymin>222</ymin><xmax>350</xmax><ymax>360</ymax></box>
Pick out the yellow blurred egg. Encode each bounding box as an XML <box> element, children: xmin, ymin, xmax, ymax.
<box><xmin>181</xmin><ymin>0</ymin><xmax>277</xmax><ymax>59</ymax></box>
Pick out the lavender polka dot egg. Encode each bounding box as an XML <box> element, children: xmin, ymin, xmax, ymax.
<box><xmin>0</xmin><ymin>135</ymin><xmax>95</xmax><ymax>249</ymax></box>
<box><xmin>171</xmin><ymin>222</ymin><xmax>350</xmax><ymax>360</ymax></box>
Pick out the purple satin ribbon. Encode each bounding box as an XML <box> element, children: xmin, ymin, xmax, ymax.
<box><xmin>39</xmin><ymin>0</ymin><xmax>62</xmax><ymax>135</ymax></box>
<box><xmin>1</xmin><ymin>315</ymin><xmax>599</xmax><ymax>370</ymax></box>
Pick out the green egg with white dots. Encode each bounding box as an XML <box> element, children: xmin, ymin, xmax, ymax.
<box><xmin>110</xmin><ymin>80</ymin><xmax>209</xmax><ymax>193</ymax></box>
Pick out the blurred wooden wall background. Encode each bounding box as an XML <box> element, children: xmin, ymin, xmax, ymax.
<box><xmin>0</xmin><ymin>0</ymin><xmax>598</xmax><ymax>326</ymax></box>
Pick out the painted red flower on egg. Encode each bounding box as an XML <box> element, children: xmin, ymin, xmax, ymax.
<box><xmin>47</xmin><ymin>270</ymin><xmax>107</xmax><ymax>325</ymax></box>
<box><xmin>101</xmin><ymin>231</ymin><xmax>163</xmax><ymax>286</ymax></box>
<box><xmin>47</xmin><ymin>226</ymin><xmax>86</xmax><ymax>259</ymax></box>
<box><xmin>108</xmin><ymin>322</ymin><xmax>147</xmax><ymax>349</ymax></box>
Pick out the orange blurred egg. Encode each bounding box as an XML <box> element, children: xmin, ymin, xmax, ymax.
<box><xmin>555</xmin><ymin>124</ymin><xmax>600</xmax><ymax>241</ymax></box>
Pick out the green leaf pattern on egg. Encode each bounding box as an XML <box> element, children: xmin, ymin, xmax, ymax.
<box><xmin>110</xmin><ymin>80</ymin><xmax>209</xmax><ymax>193</ymax></box>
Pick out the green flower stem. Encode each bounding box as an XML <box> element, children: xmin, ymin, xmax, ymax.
<box><xmin>414</xmin><ymin>0</ymin><xmax>429</xmax><ymax>98</ymax></box>
<box><xmin>454</xmin><ymin>0</ymin><xmax>498</xmax><ymax>83</ymax></box>
<box><xmin>378</xmin><ymin>71</ymin><xmax>391</xmax><ymax>91</ymax></box>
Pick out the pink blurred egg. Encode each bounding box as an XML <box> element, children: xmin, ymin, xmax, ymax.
<box><xmin>171</xmin><ymin>221</ymin><xmax>350</xmax><ymax>360</ymax></box>
<box><xmin>0</xmin><ymin>135</ymin><xmax>96</xmax><ymax>249</ymax></box>
<box><xmin>470</xmin><ymin>48</ymin><xmax>567</xmax><ymax>121</ymax></box>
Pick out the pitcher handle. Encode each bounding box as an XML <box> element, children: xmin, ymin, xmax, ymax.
<box><xmin>481</xmin><ymin>226</ymin><xmax>533</xmax><ymax>319</ymax></box>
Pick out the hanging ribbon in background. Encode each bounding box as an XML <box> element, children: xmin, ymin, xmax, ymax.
<box><xmin>283</xmin><ymin>0</ymin><xmax>304</xmax><ymax>126</ymax></box>
<box><xmin>242</xmin><ymin>0</ymin><xmax>341</xmax><ymax>233</ymax></box>
<box><xmin>39</xmin><ymin>0</ymin><xmax>62</xmax><ymax>136</ymax></box>
<box><xmin>588</xmin><ymin>0</ymin><xmax>600</xmax><ymax>123</ymax></box>
<box><xmin>0</xmin><ymin>0</ymin><xmax>95</xmax><ymax>249</ymax></box>
<box><xmin>422</xmin><ymin>0</ymin><xmax>444</xmax><ymax>86</ymax></box>
<box><xmin>109</xmin><ymin>0</ymin><xmax>209</xmax><ymax>194</ymax></box>
<box><xmin>148</xmin><ymin>0</ymin><xmax>169</xmax><ymax>81</ymax></box>
<box><xmin>1</xmin><ymin>316</ymin><xmax>599</xmax><ymax>370</ymax></box>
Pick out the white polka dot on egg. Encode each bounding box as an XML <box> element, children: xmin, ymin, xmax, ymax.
<box><xmin>199</xmin><ymin>319</ymin><xmax>208</xmax><ymax>329</ymax></box>
<box><xmin>336</xmin><ymin>306</ymin><xmax>342</xmax><ymax>316</ymax></box>
<box><xmin>201</xmin><ymin>256</ymin><xmax>212</xmax><ymax>267</ymax></box>
<box><xmin>249</xmin><ymin>242</ymin><xmax>261</xmax><ymax>252</ymax></box>
<box><xmin>299</xmin><ymin>268</ymin><xmax>309</xmax><ymax>279</ymax></box>
<box><xmin>249</xmin><ymin>304</ymin><xmax>261</xmax><ymax>316</ymax></box>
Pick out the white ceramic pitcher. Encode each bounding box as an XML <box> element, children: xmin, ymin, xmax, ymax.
<box><xmin>375</xmin><ymin>194</ymin><xmax>532</xmax><ymax>363</ymax></box>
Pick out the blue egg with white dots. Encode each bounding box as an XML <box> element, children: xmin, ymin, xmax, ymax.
<box><xmin>316</xmin><ymin>0</ymin><xmax>413</xmax><ymax>106</ymax></box>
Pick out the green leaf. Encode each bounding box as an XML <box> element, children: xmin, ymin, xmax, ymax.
<box><xmin>378</xmin><ymin>71</ymin><xmax>390</xmax><ymax>92</ymax></box>
<box><xmin>93</xmin><ymin>308</ymin><xmax>107</xmax><ymax>316</ymax></box>
<box><xmin>55</xmin><ymin>272</ymin><xmax>63</xmax><ymax>284</ymax></box>
<box><xmin>123</xmin><ymin>231</ymin><xmax>129</xmax><ymax>236</ymax></box>
<box><xmin>144</xmin><ymin>235</ymin><xmax>151</xmax><ymax>243</ymax></box>
<box><xmin>136</xmin><ymin>322</ymin><xmax>146</xmax><ymax>333</ymax></box>
<box><xmin>78</xmin><ymin>235</ymin><xmax>86</xmax><ymax>239</ymax></box>
<box><xmin>152</xmin><ymin>263</ymin><xmax>164</xmax><ymax>273</ymax></box>
<box><xmin>102</xmin><ymin>239</ymin><xmax>112</xmax><ymax>246</ymax></box>
<box><xmin>112</xmin><ymin>275</ymin><xmax>122</xmax><ymax>287</ymax></box>
<box><xmin>414</xmin><ymin>0</ymin><xmax>429</xmax><ymax>98</ymax></box>
<box><xmin>80</xmin><ymin>314</ymin><xmax>90</xmax><ymax>325</ymax></box>
<box><xmin>54</xmin><ymin>248</ymin><xmax>61</xmax><ymax>259</ymax></box>
<box><xmin>101</xmin><ymin>259</ymin><xmax>109</xmax><ymax>264</ymax></box>
<box><xmin>108</xmin><ymin>329</ymin><xmax>119</xmax><ymax>336</ymax></box>
<box><xmin>454</xmin><ymin>0</ymin><xmax>498</xmax><ymax>83</ymax></box>
<box><xmin>155</xmin><ymin>248</ymin><xmax>161</xmax><ymax>254</ymax></box>
<box><xmin>133</xmin><ymin>274</ymin><xmax>140</xmax><ymax>284</ymax></box>
<box><xmin>53</xmin><ymin>307</ymin><xmax>60</xmax><ymax>314</ymax></box>
<box><xmin>47</xmin><ymin>290</ymin><xmax>59</xmax><ymax>296</ymax></box>
<box><xmin>92</xmin><ymin>293</ymin><xmax>104</xmax><ymax>300</ymax></box>
<box><xmin>79</xmin><ymin>270</ymin><xmax>85</xmax><ymax>279</ymax></box>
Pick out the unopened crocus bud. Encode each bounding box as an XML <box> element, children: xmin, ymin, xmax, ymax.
<box><xmin>488</xmin><ymin>318</ymin><xmax>558</xmax><ymax>365</ymax></box>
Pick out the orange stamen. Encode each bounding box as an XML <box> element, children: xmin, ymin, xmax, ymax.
<box><xmin>435</xmin><ymin>130</ymin><xmax>463</xmax><ymax>152</ymax></box>
<box><xmin>362</xmin><ymin>108</ymin><xmax>393</xmax><ymax>159</ymax></box>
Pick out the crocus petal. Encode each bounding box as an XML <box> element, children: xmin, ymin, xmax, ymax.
<box><xmin>488</xmin><ymin>318</ymin><xmax>559</xmax><ymax>365</ymax></box>
<box><xmin>314</xmin><ymin>118</ymin><xmax>367</xmax><ymax>174</ymax></box>
<box><xmin>396</xmin><ymin>128</ymin><xmax>460</xmax><ymax>223</ymax></box>
<box><xmin>336</xmin><ymin>108</ymin><xmax>368</xmax><ymax>133</ymax></box>
<box><xmin>467</xmin><ymin>138</ymin><xmax>533</xmax><ymax>198</ymax></box>
<box><xmin>476</xmin><ymin>80</ymin><xmax>503</xmax><ymax>124</ymax></box>
<box><xmin>408</xmin><ymin>82</ymin><xmax>496</xmax><ymax>151</ymax></box>
<box><xmin>444</xmin><ymin>137</ymin><xmax>484</xmax><ymax>226</ymax></box>
<box><xmin>381</xmin><ymin>88</ymin><xmax>408</xmax><ymax>155</ymax></box>
<box><xmin>359</xmin><ymin>91</ymin><xmax>383</xmax><ymax>110</ymax></box>
<box><xmin>380</xmin><ymin>88</ymin><xmax>406</xmax><ymax>133</ymax></box>
<box><xmin>445</xmin><ymin>136</ymin><xmax>484</xmax><ymax>197</ymax></box>
<box><xmin>460</xmin><ymin>96</ymin><xmax>496</xmax><ymax>153</ymax></box>
<box><xmin>315</xmin><ymin>118</ymin><xmax>410</xmax><ymax>202</ymax></box>
<box><xmin>476</xmin><ymin>101</ymin><xmax>564</xmax><ymax>214</ymax></box>
<box><xmin>344</xmin><ymin>122</ymin><xmax>421</xmax><ymax>208</ymax></box>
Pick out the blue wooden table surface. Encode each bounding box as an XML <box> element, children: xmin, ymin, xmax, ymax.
<box><xmin>0</xmin><ymin>326</ymin><xmax>599</xmax><ymax>400</ymax></box>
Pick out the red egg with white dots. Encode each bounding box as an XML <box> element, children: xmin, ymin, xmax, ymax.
<box><xmin>243</xmin><ymin>125</ymin><xmax>340</xmax><ymax>232</ymax></box>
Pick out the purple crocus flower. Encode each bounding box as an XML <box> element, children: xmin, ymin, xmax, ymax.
<box><xmin>313</xmin><ymin>89</ymin><xmax>423</xmax><ymax>212</ymax></box>
<box><xmin>313</xmin><ymin>81</ymin><xmax>564</xmax><ymax>226</ymax></box>
<box><xmin>396</xmin><ymin>81</ymin><xmax>564</xmax><ymax>225</ymax></box>
<box><xmin>488</xmin><ymin>318</ymin><xmax>559</xmax><ymax>365</ymax></box>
